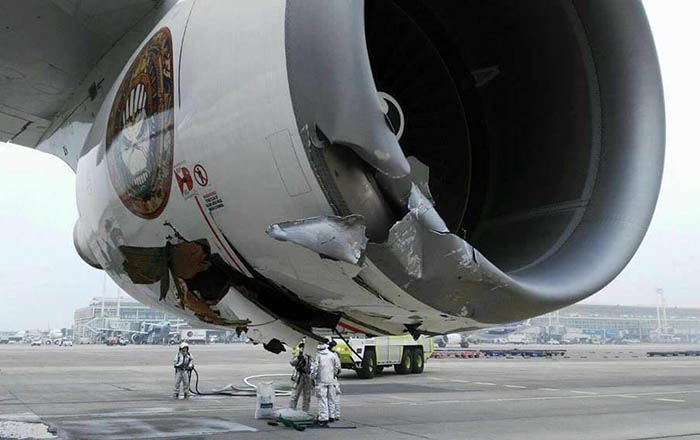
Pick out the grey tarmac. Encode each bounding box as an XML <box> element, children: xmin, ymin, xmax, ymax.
<box><xmin>1</xmin><ymin>344</ymin><xmax>700</xmax><ymax>440</ymax></box>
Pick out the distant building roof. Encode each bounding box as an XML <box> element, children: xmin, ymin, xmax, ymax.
<box><xmin>558</xmin><ymin>303</ymin><xmax>700</xmax><ymax>319</ymax></box>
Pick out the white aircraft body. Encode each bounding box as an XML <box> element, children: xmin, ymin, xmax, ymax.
<box><xmin>437</xmin><ymin>321</ymin><xmax>531</xmax><ymax>347</ymax></box>
<box><xmin>1</xmin><ymin>1</ymin><xmax>665</xmax><ymax>353</ymax></box>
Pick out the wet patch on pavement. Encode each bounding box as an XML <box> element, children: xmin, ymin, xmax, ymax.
<box><xmin>55</xmin><ymin>416</ymin><xmax>256</xmax><ymax>439</ymax></box>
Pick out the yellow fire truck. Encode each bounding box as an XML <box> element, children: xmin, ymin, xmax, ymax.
<box><xmin>333</xmin><ymin>334</ymin><xmax>434</xmax><ymax>379</ymax></box>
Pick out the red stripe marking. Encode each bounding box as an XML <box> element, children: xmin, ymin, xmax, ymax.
<box><xmin>193</xmin><ymin>195</ymin><xmax>246</xmax><ymax>274</ymax></box>
<box><xmin>338</xmin><ymin>321</ymin><xmax>366</xmax><ymax>334</ymax></box>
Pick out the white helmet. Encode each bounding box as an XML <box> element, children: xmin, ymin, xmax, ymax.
<box><xmin>179</xmin><ymin>342</ymin><xmax>189</xmax><ymax>349</ymax></box>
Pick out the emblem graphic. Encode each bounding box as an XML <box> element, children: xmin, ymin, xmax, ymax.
<box><xmin>106</xmin><ymin>28</ymin><xmax>174</xmax><ymax>219</ymax></box>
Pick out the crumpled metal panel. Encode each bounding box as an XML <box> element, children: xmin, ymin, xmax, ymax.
<box><xmin>366</xmin><ymin>186</ymin><xmax>521</xmax><ymax>323</ymax></box>
<box><xmin>407</xmin><ymin>184</ymin><xmax>448</xmax><ymax>233</ymax></box>
<box><xmin>366</xmin><ymin>209</ymin><xmax>511</xmax><ymax>321</ymax></box>
<box><xmin>285</xmin><ymin>0</ymin><xmax>411</xmax><ymax>178</ymax></box>
<box><xmin>267</xmin><ymin>215</ymin><xmax>368</xmax><ymax>265</ymax></box>
<box><xmin>375</xmin><ymin>156</ymin><xmax>435</xmax><ymax>208</ymax></box>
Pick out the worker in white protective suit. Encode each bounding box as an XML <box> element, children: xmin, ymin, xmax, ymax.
<box><xmin>311</xmin><ymin>341</ymin><xmax>341</xmax><ymax>425</ymax></box>
<box><xmin>173</xmin><ymin>342</ymin><xmax>194</xmax><ymax>399</ymax></box>
<box><xmin>327</xmin><ymin>340</ymin><xmax>341</xmax><ymax>422</ymax></box>
<box><xmin>289</xmin><ymin>341</ymin><xmax>313</xmax><ymax>412</ymax></box>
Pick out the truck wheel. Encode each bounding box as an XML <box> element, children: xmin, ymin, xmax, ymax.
<box><xmin>411</xmin><ymin>347</ymin><xmax>425</xmax><ymax>374</ymax></box>
<box><xmin>356</xmin><ymin>347</ymin><xmax>376</xmax><ymax>379</ymax></box>
<box><xmin>394</xmin><ymin>347</ymin><xmax>413</xmax><ymax>375</ymax></box>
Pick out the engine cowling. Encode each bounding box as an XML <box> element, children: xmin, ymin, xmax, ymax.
<box><xmin>285</xmin><ymin>0</ymin><xmax>664</xmax><ymax>323</ymax></box>
<box><xmin>73</xmin><ymin>0</ymin><xmax>664</xmax><ymax>345</ymax></box>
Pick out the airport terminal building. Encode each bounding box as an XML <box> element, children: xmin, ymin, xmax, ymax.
<box><xmin>72</xmin><ymin>297</ymin><xmax>700</xmax><ymax>344</ymax></box>
<box><xmin>73</xmin><ymin>297</ymin><xmax>186</xmax><ymax>343</ymax></box>
<box><xmin>531</xmin><ymin>304</ymin><xmax>700</xmax><ymax>343</ymax></box>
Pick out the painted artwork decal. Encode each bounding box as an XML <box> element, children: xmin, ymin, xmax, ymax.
<box><xmin>106</xmin><ymin>27</ymin><xmax>174</xmax><ymax>219</ymax></box>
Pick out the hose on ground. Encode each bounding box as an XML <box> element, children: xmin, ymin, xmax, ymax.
<box><xmin>188</xmin><ymin>368</ymin><xmax>291</xmax><ymax>397</ymax></box>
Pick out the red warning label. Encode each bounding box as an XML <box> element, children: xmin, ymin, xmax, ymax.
<box><xmin>193</xmin><ymin>164</ymin><xmax>209</xmax><ymax>187</ymax></box>
<box><xmin>174</xmin><ymin>163</ymin><xmax>195</xmax><ymax>199</ymax></box>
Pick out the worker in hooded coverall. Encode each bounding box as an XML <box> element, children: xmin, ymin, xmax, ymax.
<box><xmin>289</xmin><ymin>341</ymin><xmax>313</xmax><ymax>412</ymax></box>
<box><xmin>312</xmin><ymin>342</ymin><xmax>341</xmax><ymax>425</ymax></box>
<box><xmin>327</xmin><ymin>340</ymin><xmax>342</xmax><ymax>422</ymax></box>
<box><xmin>173</xmin><ymin>342</ymin><xmax>194</xmax><ymax>399</ymax></box>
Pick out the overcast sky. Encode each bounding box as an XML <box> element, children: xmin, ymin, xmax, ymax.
<box><xmin>0</xmin><ymin>1</ymin><xmax>698</xmax><ymax>330</ymax></box>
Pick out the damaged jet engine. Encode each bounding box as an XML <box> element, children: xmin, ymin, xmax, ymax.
<box><xmin>24</xmin><ymin>0</ymin><xmax>664</xmax><ymax>348</ymax></box>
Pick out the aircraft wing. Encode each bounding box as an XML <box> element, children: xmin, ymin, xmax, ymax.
<box><xmin>0</xmin><ymin>0</ymin><xmax>172</xmax><ymax>167</ymax></box>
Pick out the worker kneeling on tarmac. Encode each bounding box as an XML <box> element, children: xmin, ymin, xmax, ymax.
<box><xmin>289</xmin><ymin>341</ymin><xmax>313</xmax><ymax>412</ymax></box>
<box><xmin>173</xmin><ymin>342</ymin><xmax>194</xmax><ymax>399</ymax></box>
<box><xmin>311</xmin><ymin>341</ymin><xmax>341</xmax><ymax>426</ymax></box>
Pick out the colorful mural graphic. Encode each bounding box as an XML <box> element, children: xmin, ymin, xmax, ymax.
<box><xmin>106</xmin><ymin>28</ymin><xmax>174</xmax><ymax>219</ymax></box>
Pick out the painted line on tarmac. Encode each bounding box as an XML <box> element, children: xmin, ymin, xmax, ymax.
<box><xmin>449</xmin><ymin>380</ymin><xmax>471</xmax><ymax>384</ymax></box>
<box><xmin>503</xmin><ymin>385</ymin><xmax>526</xmax><ymax>389</ymax></box>
<box><xmin>474</xmin><ymin>382</ymin><xmax>496</xmax><ymax>386</ymax></box>
<box><xmin>386</xmin><ymin>396</ymin><xmax>415</xmax><ymax>402</ymax></box>
<box><xmin>385</xmin><ymin>395</ymin><xmax>603</xmax><ymax>406</ymax></box>
<box><xmin>381</xmin><ymin>389</ymin><xmax>700</xmax><ymax>407</ymax></box>
<box><xmin>538</xmin><ymin>388</ymin><xmax>559</xmax><ymax>391</ymax></box>
<box><xmin>384</xmin><ymin>391</ymin><xmax>692</xmax><ymax>407</ymax></box>
<box><xmin>655</xmin><ymin>398</ymin><xmax>685</xmax><ymax>403</ymax></box>
<box><xmin>570</xmin><ymin>390</ymin><xmax>597</xmax><ymax>395</ymax></box>
<box><xmin>628</xmin><ymin>390</ymin><xmax>700</xmax><ymax>398</ymax></box>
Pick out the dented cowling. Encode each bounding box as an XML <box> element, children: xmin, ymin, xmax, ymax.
<box><xmin>285</xmin><ymin>0</ymin><xmax>665</xmax><ymax>323</ymax></box>
<box><xmin>284</xmin><ymin>1</ymin><xmax>410</xmax><ymax>179</ymax></box>
<box><xmin>73</xmin><ymin>219</ymin><xmax>102</xmax><ymax>270</ymax></box>
<box><xmin>266</xmin><ymin>215</ymin><xmax>368</xmax><ymax>266</ymax></box>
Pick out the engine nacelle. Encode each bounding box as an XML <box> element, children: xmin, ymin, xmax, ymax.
<box><xmin>73</xmin><ymin>0</ymin><xmax>663</xmax><ymax>345</ymax></box>
<box><xmin>285</xmin><ymin>0</ymin><xmax>664</xmax><ymax>323</ymax></box>
<box><xmin>287</xmin><ymin>0</ymin><xmax>664</xmax><ymax>322</ymax></box>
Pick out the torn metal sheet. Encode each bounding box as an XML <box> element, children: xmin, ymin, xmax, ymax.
<box><xmin>407</xmin><ymin>157</ymin><xmax>434</xmax><ymax>204</ymax></box>
<box><xmin>361</xmin><ymin>179</ymin><xmax>524</xmax><ymax>323</ymax></box>
<box><xmin>407</xmin><ymin>184</ymin><xmax>448</xmax><ymax>233</ymax></box>
<box><xmin>375</xmin><ymin>156</ymin><xmax>435</xmax><ymax>208</ymax></box>
<box><xmin>266</xmin><ymin>215</ymin><xmax>368</xmax><ymax>265</ymax></box>
<box><xmin>365</xmin><ymin>189</ymin><xmax>529</xmax><ymax>323</ymax></box>
<box><xmin>366</xmin><ymin>211</ymin><xmax>512</xmax><ymax>322</ymax></box>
